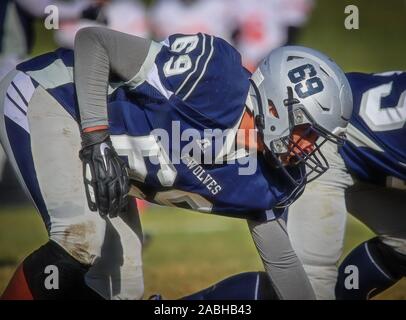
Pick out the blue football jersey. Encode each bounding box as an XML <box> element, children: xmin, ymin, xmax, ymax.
<box><xmin>109</xmin><ymin>33</ymin><xmax>300</xmax><ymax>220</ymax></box>
<box><xmin>339</xmin><ymin>72</ymin><xmax>406</xmax><ymax>185</ymax></box>
<box><xmin>16</xmin><ymin>33</ymin><xmax>300</xmax><ymax>221</ymax></box>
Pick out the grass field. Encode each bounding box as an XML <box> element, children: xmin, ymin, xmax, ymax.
<box><xmin>1</xmin><ymin>0</ymin><xmax>405</xmax><ymax>300</ymax></box>
<box><xmin>0</xmin><ymin>205</ymin><xmax>405</xmax><ymax>299</ymax></box>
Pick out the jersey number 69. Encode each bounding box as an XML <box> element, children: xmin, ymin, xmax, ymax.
<box><xmin>163</xmin><ymin>35</ymin><xmax>199</xmax><ymax>77</ymax></box>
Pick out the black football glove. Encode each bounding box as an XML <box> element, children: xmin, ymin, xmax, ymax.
<box><xmin>79</xmin><ymin>129</ymin><xmax>129</xmax><ymax>218</ymax></box>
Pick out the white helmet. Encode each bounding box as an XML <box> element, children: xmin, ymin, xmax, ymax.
<box><xmin>249</xmin><ymin>46</ymin><xmax>353</xmax><ymax>206</ymax></box>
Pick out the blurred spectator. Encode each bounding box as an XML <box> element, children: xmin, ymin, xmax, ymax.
<box><xmin>55</xmin><ymin>0</ymin><xmax>150</xmax><ymax>49</ymax></box>
<box><xmin>232</xmin><ymin>0</ymin><xmax>315</xmax><ymax>71</ymax></box>
<box><xmin>278</xmin><ymin>0</ymin><xmax>315</xmax><ymax>45</ymax></box>
<box><xmin>148</xmin><ymin>0</ymin><xmax>314</xmax><ymax>71</ymax></box>
<box><xmin>0</xmin><ymin>0</ymin><xmax>105</xmax><ymax>202</ymax></box>
<box><xmin>149</xmin><ymin>0</ymin><xmax>233</xmax><ymax>43</ymax></box>
<box><xmin>0</xmin><ymin>0</ymin><xmax>102</xmax><ymax>79</ymax></box>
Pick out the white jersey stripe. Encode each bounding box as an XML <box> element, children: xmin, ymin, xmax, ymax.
<box><xmin>4</xmin><ymin>72</ymin><xmax>35</xmax><ymax>133</ymax></box>
<box><xmin>8</xmin><ymin>83</ymin><xmax>28</xmax><ymax>113</ymax></box>
<box><xmin>183</xmin><ymin>36</ymin><xmax>214</xmax><ymax>101</ymax></box>
<box><xmin>254</xmin><ymin>273</ymin><xmax>260</xmax><ymax>300</ymax></box>
<box><xmin>11</xmin><ymin>72</ymin><xmax>35</xmax><ymax>108</ymax></box>
<box><xmin>175</xmin><ymin>34</ymin><xmax>207</xmax><ymax>95</ymax></box>
<box><xmin>364</xmin><ymin>242</ymin><xmax>392</xmax><ymax>280</ymax></box>
<box><xmin>6</xmin><ymin>93</ymin><xmax>26</xmax><ymax>115</ymax></box>
<box><xmin>346</xmin><ymin>123</ymin><xmax>384</xmax><ymax>152</ymax></box>
<box><xmin>4</xmin><ymin>96</ymin><xmax>29</xmax><ymax>133</ymax></box>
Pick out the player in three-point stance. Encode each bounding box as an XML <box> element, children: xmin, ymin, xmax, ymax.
<box><xmin>0</xmin><ymin>27</ymin><xmax>352</xmax><ymax>299</ymax></box>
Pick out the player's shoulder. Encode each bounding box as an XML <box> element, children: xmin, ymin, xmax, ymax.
<box><xmin>155</xmin><ymin>32</ymin><xmax>249</xmax><ymax>98</ymax></box>
<box><xmin>152</xmin><ymin>32</ymin><xmax>250</xmax><ymax>129</ymax></box>
<box><xmin>162</xmin><ymin>32</ymin><xmax>236</xmax><ymax>52</ymax></box>
<box><xmin>346</xmin><ymin>70</ymin><xmax>406</xmax><ymax>79</ymax></box>
<box><xmin>341</xmin><ymin>70</ymin><xmax>406</xmax><ymax>179</ymax></box>
<box><xmin>346</xmin><ymin>71</ymin><xmax>406</xmax><ymax>93</ymax></box>
<box><xmin>16</xmin><ymin>48</ymin><xmax>75</xmax><ymax>96</ymax></box>
<box><xmin>346</xmin><ymin>71</ymin><xmax>406</xmax><ymax>124</ymax></box>
<box><xmin>17</xmin><ymin>48</ymin><xmax>74</xmax><ymax>73</ymax></box>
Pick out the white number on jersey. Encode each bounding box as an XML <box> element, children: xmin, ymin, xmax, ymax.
<box><xmin>163</xmin><ymin>35</ymin><xmax>199</xmax><ymax>77</ymax></box>
<box><xmin>111</xmin><ymin>134</ymin><xmax>213</xmax><ymax>212</ymax></box>
<box><xmin>359</xmin><ymin>82</ymin><xmax>406</xmax><ymax>132</ymax></box>
<box><xmin>112</xmin><ymin>135</ymin><xmax>177</xmax><ymax>187</ymax></box>
<box><xmin>154</xmin><ymin>190</ymin><xmax>213</xmax><ymax>212</ymax></box>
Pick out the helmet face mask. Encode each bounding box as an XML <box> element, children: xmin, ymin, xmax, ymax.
<box><xmin>250</xmin><ymin>46</ymin><xmax>353</xmax><ymax>207</ymax></box>
<box><xmin>278</xmin><ymin>125</ymin><xmax>329</xmax><ymax>183</ymax></box>
<box><xmin>254</xmin><ymin>85</ymin><xmax>330</xmax><ymax>186</ymax></box>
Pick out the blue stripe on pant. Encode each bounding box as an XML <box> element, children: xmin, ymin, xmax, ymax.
<box><xmin>4</xmin><ymin>116</ymin><xmax>51</xmax><ymax>230</ymax></box>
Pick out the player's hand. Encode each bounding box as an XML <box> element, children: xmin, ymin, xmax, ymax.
<box><xmin>79</xmin><ymin>129</ymin><xmax>129</xmax><ymax>218</ymax></box>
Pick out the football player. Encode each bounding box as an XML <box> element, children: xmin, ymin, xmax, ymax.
<box><xmin>287</xmin><ymin>71</ymin><xmax>406</xmax><ymax>299</ymax></box>
<box><xmin>0</xmin><ymin>27</ymin><xmax>352</xmax><ymax>299</ymax></box>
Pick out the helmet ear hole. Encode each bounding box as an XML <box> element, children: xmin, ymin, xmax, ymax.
<box><xmin>268</xmin><ymin>100</ymin><xmax>279</xmax><ymax>118</ymax></box>
<box><xmin>255</xmin><ymin>115</ymin><xmax>265</xmax><ymax>129</ymax></box>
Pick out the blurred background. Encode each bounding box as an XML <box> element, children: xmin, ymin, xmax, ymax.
<box><xmin>0</xmin><ymin>0</ymin><xmax>405</xmax><ymax>299</ymax></box>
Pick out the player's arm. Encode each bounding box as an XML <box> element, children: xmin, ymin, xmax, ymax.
<box><xmin>247</xmin><ymin>218</ymin><xmax>316</xmax><ymax>299</ymax></box>
<box><xmin>73</xmin><ymin>26</ymin><xmax>160</xmax><ymax>217</ymax></box>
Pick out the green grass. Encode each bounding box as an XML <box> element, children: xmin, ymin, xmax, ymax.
<box><xmin>297</xmin><ymin>0</ymin><xmax>406</xmax><ymax>72</ymax></box>
<box><xmin>141</xmin><ymin>207</ymin><xmax>262</xmax><ymax>299</ymax></box>
<box><xmin>0</xmin><ymin>207</ymin><xmax>48</xmax><ymax>297</ymax></box>
<box><xmin>0</xmin><ymin>206</ymin><xmax>404</xmax><ymax>299</ymax></box>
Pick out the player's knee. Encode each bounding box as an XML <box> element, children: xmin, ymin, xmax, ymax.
<box><xmin>111</xmin><ymin>261</ymin><xmax>144</xmax><ymax>300</ymax></box>
<box><xmin>302</xmin><ymin>264</ymin><xmax>337</xmax><ymax>287</ymax></box>
<box><xmin>117</xmin><ymin>256</ymin><xmax>144</xmax><ymax>300</ymax></box>
<box><xmin>22</xmin><ymin>241</ymin><xmax>103</xmax><ymax>299</ymax></box>
<box><xmin>298</xmin><ymin>247</ymin><xmax>339</xmax><ymax>268</ymax></box>
<box><xmin>125</xmin><ymin>276</ymin><xmax>144</xmax><ymax>300</ymax></box>
<box><xmin>336</xmin><ymin>237</ymin><xmax>404</xmax><ymax>300</ymax></box>
<box><xmin>49</xmin><ymin>215</ymin><xmax>106</xmax><ymax>266</ymax></box>
<box><xmin>85</xmin><ymin>262</ymin><xmax>144</xmax><ymax>300</ymax></box>
<box><xmin>302</xmin><ymin>263</ymin><xmax>337</xmax><ymax>279</ymax></box>
<box><xmin>302</xmin><ymin>264</ymin><xmax>337</xmax><ymax>300</ymax></box>
<box><xmin>380</xmin><ymin>236</ymin><xmax>406</xmax><ymax>256</ymax></box>
<box><xmin>299</xmin><ymin>254</ymin><xmax>339</xmax><ymax>295</ymax></box>
<box><xmin>373</xmin><ymin>237</ymin><xmax>406</xmax><ymax>278</ymax></box>
<box><xmin>84</xmin><ymin>216</ymin><xmax>144</xmax><ymax>300</ymax></box>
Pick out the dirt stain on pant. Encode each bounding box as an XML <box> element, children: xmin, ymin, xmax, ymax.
<box><xmin>58</xmin><ymin>220</ymin><xmax>101</xmax><ymax>266</ymax></box>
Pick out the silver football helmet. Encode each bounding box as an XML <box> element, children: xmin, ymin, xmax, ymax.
<box><xmin>249</xmin><ymin>46</ymin><xmax>353</xmax><ymax>206</ymax></box>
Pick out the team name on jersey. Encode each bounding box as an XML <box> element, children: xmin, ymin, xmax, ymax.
<box><xmin>182</xmin><ymin>154</ymin><xmax>222</xmax><ymax>195</ymax></box>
